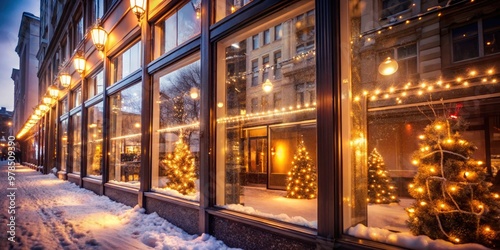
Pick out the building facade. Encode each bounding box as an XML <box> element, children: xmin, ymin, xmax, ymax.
<box><xmin>13</xmin><ymin>12</ymin><xmax>40</xmax><ymax>166</ymax></box>
<box><xmin>14</xmin><ymin>0</ymin><xmax>500</xmax><ymax>249</ymax></box>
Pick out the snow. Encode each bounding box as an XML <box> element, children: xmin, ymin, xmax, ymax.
<box><xmin>0</xmin><ymin>163</ymin><xmax>237</xmax><ymax>250</ymax></box>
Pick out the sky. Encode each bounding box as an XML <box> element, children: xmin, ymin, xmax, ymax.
<box><xmin>0</xmin><ymin>1</ymin><xmax>40</xmax><ymax>111</ymax></box>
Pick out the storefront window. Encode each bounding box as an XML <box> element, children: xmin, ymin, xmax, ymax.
<box><xmin>71</xmin><ymin>113</ymin><xmax>82</xmax><ymax>173</ymax></box>
<box><xmin>60</xmin><ymin>119</ymin><xmax>68</xmax><ymax>171</ymax></box>
<box><xmin>154</xmin><ymin>1</ymin><xmax>201</xmax><ymax>58</ymax></box>
<box><xmin>111</xmin><ymin>41</ymin><xmax>142</xmax><ymax>84</ymax></box>
<box><xmin>152</xmin><ymin>54</ymin><xmax>200</xmax><ymax>201</ymax></box>
<box><xmin>343</xmin><ymin>1</ymin><xmax>500</xmax><ymax>248</ymax></box>
<box><xmin>87</xmin><ymin>102</ymin><xmax>103</xmax><ymax>179</ymax></box>
<box><xmin>108</xmin><ymin>82</ymin><xmax>142</xmax><ymax>188</ymax></box>
<box><xmin>215</xmin><ymin>0</ymin><xmax>317</xmax><ymax>228</ymax></box>
<box><xmin>215</xmin><ymin>0</ymin><xmax>253</xmax><ymax>22</ymax></box>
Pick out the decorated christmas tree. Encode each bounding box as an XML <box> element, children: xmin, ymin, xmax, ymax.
<box><xmin>286</xmin><ymin>137</ymin><xmax>317</xmax><ymax>199</ymax></box>
<box><xmin>367</xmin><ymin>148</ymin><xmax>399</xmax><ymax>204</ymax></box>
<box><xmin>406</xmin><ymin>115</ymin><xmax>500</xmax><ymax>247</ymax></box>
<box><xmin>163</xmin><ymin>134</ymin><xmax>197</xmax><ymax>195</ymax></box>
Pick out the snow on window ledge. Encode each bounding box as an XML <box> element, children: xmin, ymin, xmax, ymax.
<box><xmin>347</xmin><ymin>224</ymin><xmax>489</xmax><ymax>250</ymax></box>
<box><xmin>222</xmin><ymin>203</ymin><xmax>317</xmax><ymax>229</ymax></box>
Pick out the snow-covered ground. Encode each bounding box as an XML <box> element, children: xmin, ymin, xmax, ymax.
<box><xmin>0</xmin><ymin>163</ymin><xmax>236</xmax><ymax>250</ymax></box>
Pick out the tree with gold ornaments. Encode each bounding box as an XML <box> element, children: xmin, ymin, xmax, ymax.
<box><xmin>367</xmin><ymin>148</ymin><xmax>399</xmax><ymax>204</ymax></box>
<box><xmin>286</xmin><ymin>138</ymin><xmax>317</xmax><ymax>199</ymax></box>
<box><xmin>406</xmin><ymin>115</ymin><xmax>500</xmax><ymax>248</ymax></box>
<box><xmin>163</xmin><ymin>134</ymin><xmax>197</xmax><ymax>195</ymax></box>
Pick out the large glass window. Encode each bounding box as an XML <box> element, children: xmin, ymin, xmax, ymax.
<box><xmin>87</xmin><ymin>102</ymin><xmax>103</xmax><ymax>179</ymax></box>
<box><xmin>154</xmin><ymin>1</ymin><xmax>201</xmax><ymax>58</ymax></box>
<box><xmin>108</xmin><ymin>82</ymin><xmax>142</xmax><ymax>188</ymax></box>
<box><xmin>60</xmin><ymin>119</ymin><xmax>68</xmax><ymax>172</ymax></box>
<box><xmin>111</xmin><ymin>41</ymin><xmax>142</xmax><ymax>84</ymax></box>
<box><xmin>72</xmin><ymin>86</ymin><xmax>82</xmax><ymax>109</ymax></box>
<box><xmin>215</xmin><ymin>0</ymin><xmax>317</xmax><ymax>228</ymax></box>
<box><xmin>152</xmin><ymin>54</ymin><xmax>200</xmax><ymax>201</ymax></box>
<box><xmin>343</xmin><ymin>1</ymin><xmax>500</xmax><ymax>249</ymax></box>
<box><xmin>88</xmin><ymin>70</ymin><xmax>104</xmax><ymax>99</ymax></box>
<box><xmin>71</xmin><ymin>113</ymin><xmax>82</xmax><ymax>174</ymax></box>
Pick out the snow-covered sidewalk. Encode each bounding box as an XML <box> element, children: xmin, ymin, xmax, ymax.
<box><xmin>0</xmin><ymin>162</ymin><xmax>236</xmax><ymax>250</ymax></box>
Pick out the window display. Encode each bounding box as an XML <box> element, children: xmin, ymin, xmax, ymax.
<box><xmin>86</xmin><ymin>102</ymin><xmax>103</xmax><ymax>179</ymax></box>
<box><xmin>215</xmin><ymin>0</ymin><xmax>317</xmax><ymax>228</ymax></box>
<box><xmin>343</xmin><ymin>0</ymin><xmax>500</xmax><ymax>248</ymax></box>
<box><xmin>60</xmin><ymin>119</ymin><xmax>68</xmax><ymax>172</ymax></box>
<box><xmin>108</xmin><ymin>82</ymin><xmax>142</xmax><ymax>188</ymax></box>
<box><xmin>152</xmin><ymin>55</ymin><xmax>200</xmax><ymax>201</ymax></box>
<box><xmin>71</xmin><ymin>113</ymin><xmax>82</xmax><ymax>173</ymax></box>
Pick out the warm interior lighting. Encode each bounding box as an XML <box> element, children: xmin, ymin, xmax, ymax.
<box><xmin>59</xmin><ymin>73</ymin><xmax>71</xmax><ymax>88</ymax></box>
<box><xmin>262</xmin><ymin>79</ymin><xmax>273</xmax><ymax>93</ymax></box>
<box><xmin>378</xmin><ymin>57</ymin><xmax>399</xmax><ymax>76</ymax></box>
<box><xmin>91</xmin><ymin>21</ymin><xmax>108</xmax><ymax>51</ymax></box>
<box><xmin>130</xmin><ymin>0</ymin><xmax>146</xmax><ymax>22</ymax></box>
<box><xmin>73</xmin><ymin>53</ymin><xmax>86</xmax><ymax>75</ymax></box>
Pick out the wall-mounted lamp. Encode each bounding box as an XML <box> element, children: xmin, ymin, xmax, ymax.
<box><xmin>262</xmin><ymin>79</ymin><xmax>273</xmax><ymax>93</ymax></box>
<box><xmin>59</xmin><ymin>73</ymin><xmax>72</xmax><ymax>88</ymax></box>
<box><xmin>35</xmin><ymin>109</ymin><xmax>42</xmax><ymax>116</ymax></box>
<box><xmin>378</xmin><ymin>57</ymin><xmax>399</xmax><ymax>76</ymax></box>
<box><xmin>38</xmin><ymin>104</ymin><xmax>49</xmax><ymax>112</ymax></box>
<box><xmin>91</xmin><ymin>20</ymin><xmax>108</xmax><ymax>51</ymax></box>
<box><xmin>73</xmin><ymin>52</ymin><xmax>86</xmax><ymax>76</ymax></box>
<box><xmin>130</xmin><ymin>0</ymin><xmax>146</xmax><ymax>22</ymax></box>
<box><xmin>48</xmin><ymin>85</ymin><xmax>59</xmax><ymax>99</ymax></box>
<box><xmin>190</xmin><ymin>87</ymin><xmax>199</xmax><ymax>99</ymax></box>
<box><xmin>43</xmin><ymin>96</ymin><xmax>53</xmax><ymax>105</ymax></box>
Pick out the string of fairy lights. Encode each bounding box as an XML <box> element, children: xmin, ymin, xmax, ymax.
<box><xmin>354</xmin><ymin>69</ymin><xmax>498</xmax><ymax>105</ymax></box>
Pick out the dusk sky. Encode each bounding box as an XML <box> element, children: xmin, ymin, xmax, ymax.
<box><xmin>0</xmin><ymin>1</ymin><xmax>40</xmax><ymax>111</ymax></box>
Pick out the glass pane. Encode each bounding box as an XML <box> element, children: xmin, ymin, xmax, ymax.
<box><xmin>71</xmin><ymin>113</ymin><xmax>82</xmax><ymax>173</ymax></box>
<box><xmin>87</xmin><ymin>102</ymin><xmax>104</xmax><ymax>179</ymax></box>
<box><xmin>60</xmin><ymin>119</ymin><xmax>68</xmax><ymax>171</ymax></box>
<box><xmin>88</xmin><ymin>70</ymin><xmax>104</xmax><ymax>99</ymax></box>
<box><xmin>108</xmin><ymin>82</ymin><xmax>142</xmax><ymax>188</ymax></box>
<box><xmin>215</xmin><ymin>0</ymin><xmax>254</xmax><ymax>23</ymax></box>
<box><xmin>152</xmin><ymin>55</ymin><xmax>201</xmax><ymax>201</ymax></box>
<box><xmin>155</xmin><ymin>1</ymin><xmax>201</xmax><ymax>58</ymax></box>
<box><xmin>483</xmin><ymin>15</ymin><xmax>500</xmax><ymax>56</ymax></box>
<box><xmin>215</xmin><ymin>0</ymin><xmax>317</xmax><ymax>228</ymax></box>
<box><xmin>60</xmin><ymin>98</ymin><xmax>68</xmax><ymax>115</ymax></box>
<box><xmin>73</xmin><ymin>87</ymin><xmax>82</xmax><ymax>108</ymax></box>
<box><xmin>343</xmin><ymin>1</ymin><xmax>500</xmax><ymax>248</ymax></box>
<box><xmin>111</xmin><ymin>41</ymin><xmax>142</xmax><ymax>84</ymax></box>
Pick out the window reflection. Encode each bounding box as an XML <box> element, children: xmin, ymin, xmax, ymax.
<box><xmin>215</xmin><ymin>1</ymin><xmax>317</xmax><ymax>228</ymax></box>
<box><xmin>111</xmin><ymin>41</ymin><xmax>142</xmax><ymax>84</ymax></box>
<box><xmin>108</xmin><ymin>82</ymin><xmax>142</xmax><ymax>188</ymax></box>
<box><xmin>60</xmin><ymin>119</ymin><xmax>68</xmax><ymax>172</ymax></box>
<box><xmin>71</xmin><ymin>113</ymin><xmax>82</xmax><ymax>173</ymax></box>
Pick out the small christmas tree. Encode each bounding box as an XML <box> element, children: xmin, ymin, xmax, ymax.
<box><xmin>367</xmin><ymin>148</ymin><xmax>399</xmax><ymax>204</ymax></box>
<box><xmin>286</xmin><ymin>137</ymin><xmax>317</xmax><ymax>199</ymax></box>
<box><xmin>406</xmin><ymin>115</ymin><xmax>500</xmax><ymax>247</ymax></box>
<box><xmin>163</xmin><ymin>134</ymin><xmax>197</xmax><ymax>195</ymax></box>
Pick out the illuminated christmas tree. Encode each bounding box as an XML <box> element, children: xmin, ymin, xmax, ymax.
<box><xmin>163</xmin><ymin>135</ymin><xmax>197</xmax><ymax>195</ymax></box>
<box><xmin>286</xmin><ymin>138</ymin><xmax>317</xmax><ymax>199</ymax></box>
<box><xmin>406</xmin><ymin>116</ymin><xmax>500</xmax><ymax>247</ymax></box>
<box><xmin>367</xmin><ymin>148</ymin><xmax>399</xmax><ymax>204</ymax></box>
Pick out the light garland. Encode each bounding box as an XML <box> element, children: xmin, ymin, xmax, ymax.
<box><xmin>354</xmin><ymin>69</ymin><xmax>498</xmax><ymax>105</ymax></box>
<box><xmin>217</xmin><ymin>104</ymin><xmax>316</xmax><ymax>124</ymax></box>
